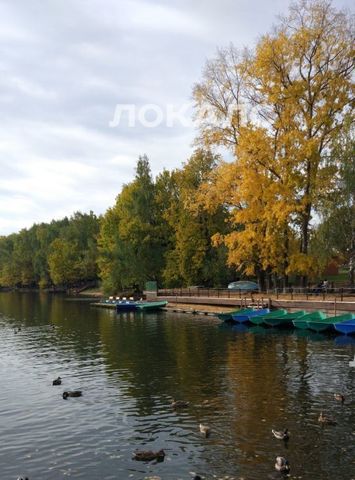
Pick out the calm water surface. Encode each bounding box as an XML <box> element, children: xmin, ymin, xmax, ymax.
<box><xmin>0</xmin><ymin>292</ymin><xmax>354</xmax><ymax>480</ymax></box>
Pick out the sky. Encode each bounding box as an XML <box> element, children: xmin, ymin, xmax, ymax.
<box><xmin>0</xmin><ymin>0</ymin><xmax>353</xmax><ymax>235</ymax></box>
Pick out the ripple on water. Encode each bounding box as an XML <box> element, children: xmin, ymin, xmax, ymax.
<box><xmin>0</xmin><ymin>295</ymin><xmax>354</xmax><ymax>480</ymax></box>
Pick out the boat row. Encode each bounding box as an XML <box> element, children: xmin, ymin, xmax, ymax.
<box><xmin>115</xmin><ymin>299</ymin><xmax>168</xmax><ymax>312</ymax></box>
<box><xmin>218</xmin><ymin>308</ymin><xmax>355</xmax><ymax>335</ymax></box>
<box><xmin>101</xmin><ymin>296</ymin><xmax>168</xmax><ymax>312</ymax></box>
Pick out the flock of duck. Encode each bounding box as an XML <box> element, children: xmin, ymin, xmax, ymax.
<box><xmin>16</xmin><ymin>381</ymin><xmax>346</xmax><ymax>480</ymax></box>
<box><xmin>130</xmin><ymin>392</ymin><xmax>346</xmax><ymax>479</ymax></box>
<box><xmin>52</xmin><ymin>376</ymin><xmax>82</xmax><ymax>399</ymax></box>
<box><xmin>14</xmin><ymin>325</ymin><xmax>347</xmax><ymax>480</ymax></box>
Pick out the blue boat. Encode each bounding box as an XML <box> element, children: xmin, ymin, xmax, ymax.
<box><xmin>116</xmin><ymin>300</ymin><xmax>139</xmax><ymax>312</ymax></box>
<box><xmin>333</xmin><ymin>318</ymin><xmax>355</xmax><ymax>335</ymax></box>
<box><xmin>231</xmin><ymin>308</ymin><xmax>270</xmax><ymax>323</ymax></box>
<box><xmin>218</xmin><ymin>308</ymin><xmax>254</xmax><ymax>322</ymax></box>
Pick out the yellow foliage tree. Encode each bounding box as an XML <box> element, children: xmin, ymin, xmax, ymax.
<box><xmin>193</xmin><ymin>0</ymin><xmax>354</xmax><ymax>285</ymax></box>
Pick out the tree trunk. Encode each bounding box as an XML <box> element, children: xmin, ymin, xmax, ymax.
<box><xmin>256</xmin><ymin>268</ymin><xmax>266</xmax><ymax>291</ymax></box>
<box><xmin>266</xmin><ymin>269</ymin><xmax>273</xmax><ymax>290</ymax></box>
<box><xmin>300</xmin><ymin>204</ymin><xmax>312</xmax><ymax>287</ymax></box>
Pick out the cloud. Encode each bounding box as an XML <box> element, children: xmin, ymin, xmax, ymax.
<box><xmin>0</xmin><ymin>0</ymin><xmax>353</xmax><ymax>234</ymax></box>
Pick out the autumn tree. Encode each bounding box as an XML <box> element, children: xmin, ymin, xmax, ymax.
<box><xmin>193</xmin><ymin>0</ymin><xmax>354</xmax><ymax>285</ymax></box>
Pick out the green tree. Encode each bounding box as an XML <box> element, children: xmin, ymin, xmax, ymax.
<box><xmin>311</xmin><ymin>118</ymin><xmax>355</xmax><ymax>283</ymax></box>
<box><xmin>98</xmin><ymin>155</ymin><xmax>168</xmax><ymax>292</ymax></box>
<box><xmin>163</xmin><ymin>149</ymin><xmax>232</xmax><ymax>287</ymax></box>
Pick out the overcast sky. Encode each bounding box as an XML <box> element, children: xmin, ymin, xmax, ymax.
<box><xmin>0</xmin><ymin>0</ymin><xmax>352</xmax><ymax>235</ymax></box>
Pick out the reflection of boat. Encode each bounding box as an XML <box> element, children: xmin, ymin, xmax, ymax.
<box><xmin>231</xmin><ymin>308</ymin><xmax>270</xmax><ymax>323</ymax></box>
<box><xmin>293</xmin><ymin>311</ymin><xmax>327</xmax><ymax>329</ymax></box>
<box><xmin>230</xmin><ymin>323</ymin><xmax>250</xmax><ymax>333</ymax></box>
<box><xmin>249</xmin><ymin>309</ymin><xmax>287</xmax><ymax>326</ymax></box>
<box><xmin>333</xmin><ymin>318</ymin><xmax>355</xmax><ymax>335</ymax></box>
<box><xmin>218</xmin><ymin>322</ymin><xmax>250</xmax><ymax>333</ymax></box>
<box><xmin>218</xmin><ymin>309</ymin><xmax>253</xmax><ymax>322</ymax></box>
<box><xmin>248</xmin><ymin>325</ymin><xmax>277</xmax><ymax>335</ymax></box>
<box><xmin>294</xmin><ymin>329</ymin><xmax>327</xmax><ymax>342</ymax></box>
<box><xmin>307</xmin><ymin>313</ymin><xmax>354</xmax><ymax>333</ymax></box>
<box><xmin>265</xmin><ymin>310</ymin><xmax>307</xmax><ymax>327</ymax></box>
<box><xmin>334</xmin><ymin>335</ymin><xmax>355</xmax><ymax>346</ymax></box>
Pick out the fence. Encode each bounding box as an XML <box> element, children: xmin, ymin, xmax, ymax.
<box><xmin>158</xmin><ymin>286</ymin><xmax>355</xmax><ymax>302</ymax></box>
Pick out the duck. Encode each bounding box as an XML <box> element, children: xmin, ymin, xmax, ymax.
<box><xmin>132</xmin><ymin>449</ymin><xmax>165</xmax><ymax>461</ymax></box>
<box><xmin>171</xmin><ymin>399</ymin><xmax>189</xmax><ymax>408</ymax></box>
<box><xmin>318</xmin><ymin>411</ymin><xmax>337</xmax><ymax>425</ymax></box>
<box><xmin>63</xmin><ymin>390</ymin><xmax>82</xmax><ymax>399</ymax></box>
<box><xmin>199</xmin><ymin>424</ymin><xmax>210</xmax><ymax>437</ymax></box>
<box><xmin>272</xmin><ymin>428</ymin><xmax>289</xmax><ymax>440</ymax></box>
<box><xmin>52</xmin><ymin>377</ymin><xmax>62</xmax><ymax>386</ymax></box>
<box><xmin>275</xmin><ymin>456</ymin><xmax>290</xmax><ymax>473</ymax></box>
<box><xmin>334</xmin><ymin>393</ymin><xmax>345</xmax><ymax>404</ymax></box>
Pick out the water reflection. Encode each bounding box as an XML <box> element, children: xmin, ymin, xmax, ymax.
<box><xmin>0</xmin><ymin>292</ymin><xmax>354</xmax><ymax>480</ymax></box>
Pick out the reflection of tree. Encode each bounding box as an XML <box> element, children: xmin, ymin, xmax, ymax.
<box><xmin>97</xmin><ymin>313</ymin><xmax>229</xmax><ymax>415</ymax></box>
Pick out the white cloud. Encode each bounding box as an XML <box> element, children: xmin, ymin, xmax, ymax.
<box><xmin>0</xmin><ymin>0</ymin><xmax>353</xmax><ymax>234</ymax></box>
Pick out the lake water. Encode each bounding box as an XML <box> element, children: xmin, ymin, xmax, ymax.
<box><xmin>0</xmin><ymin>292</ymin><xmax>354</xmax><ymax>480</ymax></box>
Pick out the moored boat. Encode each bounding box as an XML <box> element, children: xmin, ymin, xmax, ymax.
<box><xmin>218</xmin><ymin>309</ymin><xmax>254</xmax><ymax>322</ymax></box>
<box><xmin>136</xmin><ymin>300</ymin><xmax>168</xmax><ymax>311</ymax></box>
<box><xmin>265</xmin><ymin>310</ymin><xmax>307</xmax><ymax>327</ymax></box>
<box><xmin>307</xmin><ymin>313</ymin><xmax>354</xmax><ymax>333</ymax></box>
<box><xmin>249</xmin><ymin>309</ymin><xmax>287</xmax><ymax>326</ymax></box>
<box><xmin>231</xmin><ymin>308</ymin><xmax>270</xmax><ymax>323</ymax></box>
<box><xmin>293</xmin><ymin>311</ymin><xmax>327</xmax><ymax>329</ymax></box>
<box><xmin>116</xmin><ymin>299</ymin><xmax>139</xmax><ymax>311</ymax></box>
<box><xmin>333</xmin><ymin>317</ymin><xmax>355</xmax><ymax>335</ymax></box>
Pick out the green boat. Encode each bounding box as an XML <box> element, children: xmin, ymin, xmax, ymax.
<box><xmin>218</xmin><ymin>309</ymin><xmax>254</xmax><ymax>322</ymax></box>
<box><xmin>136</xmin><ymin>300</ymin><xmax>168</xmax><ymax>311</ymax></box>
<box><xmin>307</xmin><ymin>313</ymin><xmax>354</xmax><ymax>332</ymax></box>
<box><xmin>293</xmin><ymin>311</ymin><xmax>327</xmax><ymax>329</ymax></box>
<box><xmin>249</xmin><ymin>309</ymin><xmax>287</xmax><ymax>326</ymax></box>
<box><xmin>265</xmin><ymin>310</ymin><xmax>307</xmax><ymax>327</ymax></box>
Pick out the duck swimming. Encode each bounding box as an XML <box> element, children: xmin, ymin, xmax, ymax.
<box><xmin>133</xmin><ymin>449</ymin><xmax>165</xmax><ymax>461</ymax></box>
<box><xmin>318</xmin><ymin>411</ymin><xmax>337</xmax><ymax>425</ymax></box>
<box><xmin>63</xmin><ymin>390</ymin><xmax>82</xmax><ymax>399</ymax></box>
<box><xmin>199</xmin><ymin>424</ymin><xmax>210</xmax><ymax>437</ymax></box>
<box><xmin>272</xmin><ymin>428</ymin><xmax>289</xmax><ymax>440</ymax></box>
<box><xmin>275</xmin><ymin>456</ymin><xmax>290</xmax><ymax>473</ymax></box>
<box><xmin>52</xmin><ymin>377</ymin><xmax>62</xmax><ymax>386</ymax></box>
<box><xmin>334</xmin><ymin>393</ymin><xmax>345</xmax><ymax>404</ymax></box>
